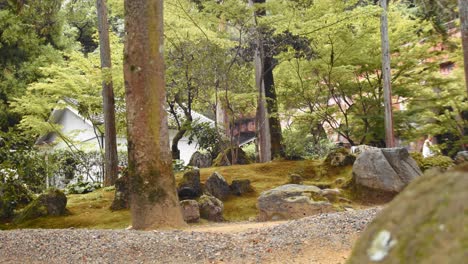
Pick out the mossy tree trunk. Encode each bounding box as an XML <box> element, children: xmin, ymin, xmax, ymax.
<box><xmin>123</xmin><ymin>0</ymin><xmax>186</xmax><ymax>230</ymax></box>
<box><xmin>459</xmin><ymin>0</ymin><xmax>468</xmax><ymax>97</ymax></box>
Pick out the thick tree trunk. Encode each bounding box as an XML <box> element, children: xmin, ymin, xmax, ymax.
<box><xmin>123</xmin><ymin>0</ymin><xmax>186</xmax><ymax>230</ymax></box>
<box><xmin>263</xmin><ymin>56</ymin><xmax>284</xmax><ymax>158</ymax></box>
<box><xmin>380</xmin><ymin>0</ymin><xmax>395</xmax><ymax>147</ymax></box>
<box><xmin>250</xmin><ymin>0</ymin><xmax>283</xmax><ymax>162</ymax></box>
<box><xmin>96</xmin><ymin>0</ymin><xmax>118</xmax><ymax>186</ymax></box>
<box><xmin>459</xmin><ymin>0</ymin><xmax>468</xmax><ymax>96</ymax></box>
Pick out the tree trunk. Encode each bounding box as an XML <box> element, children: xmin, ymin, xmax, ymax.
<box><xmin>263</xmin><ymin>56</ymin><xmax>284</xmax><ymax>158</ymax></box>
<box><xmin>250</xmin><ymin>0</ymin><xmax>283</xmax><ymax>162</ymax></box>
<box><xmin>380</xmin><ymin>0</ymin><xmax>395</xmax><ymax>147</ymax></box>
<box><xmin>459</xmin><ymin>0</ymin><xmax>468</xmax><ymax>97</ymax></box>
<box><xmin>123</xmin><ymin>0</ymin><xmax>186</xmax><ymax>230</ymax></box>
<box><xmin>96</xmin><ymin>0</ymin><xmax>118</xmax><ymax>186</ymax></box>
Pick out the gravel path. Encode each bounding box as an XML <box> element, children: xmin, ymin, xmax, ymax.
<box><xmin>0</xmin><ymin>208</ymin><xmax>380</xmax><ymax>264</ymax></box>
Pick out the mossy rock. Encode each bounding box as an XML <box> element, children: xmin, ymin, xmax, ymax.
<box><xmin>213</xmin><ymin>147</ymin><xmax>252</xmax><ymax>167</ymax></box>
<box><xmin>347</xmin><ymin>168</ymin><xmax>468</xmax><ymax>264</ymax></box>
<box><xmin>324</xmin><ymin>148</ymin><xmax>356</xmax><ymax>167</ymax></box>
<box><xmin>15</xmin><ymin>188</ymin><xmax>67</xmax><ymax>223</ymax></box>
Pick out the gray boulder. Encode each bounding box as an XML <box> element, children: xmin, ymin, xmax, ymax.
<box><xmin>198</xmin><ymin>195</ymin><xmax>224</xmax><ymax>222</ymax></box>
<box><xmin>257</xmin><ymin>184</ymin><xmax>334</xmax><ymax>221</ymax></box>
<box><xmin>352</xmin><ymin>148</ymin><xmax>422</xmax><ymax>193</ymax></box>
<box><xmin>348</xmin><ymin>170</ymin><xmax>468</xmax><ymax>264</ymax></box>
<box><xmin>177</xmin><ymin>168</ymin><xmax>202</xmax><ymax>200</ymax></box>
<box><xmin>454</xmin><ymin>151</ymin><xmax>468</xmax><ymax>164</ymax></box>
<box><xmin>180</xmin><ymin>200</ymin><xmax>200</xmax><ymax>223</ymax></box>
<box><xmin>204</xmin><ymin>172</ymin><xmax>230</xmax><ymax>200</ymax></box>
<box><xmin>189</xmin><ymin>151</ymin><xmax>212</xmax><ymax>168</ymax></box>
<box><xmin>230</xmin><ymin>179</ymin><xmax>254</xmax><ymax>196</ymax></box>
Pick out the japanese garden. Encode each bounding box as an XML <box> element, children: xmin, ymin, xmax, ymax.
<box><xmin>0</xmin><ymin>0</ymin><xmax>467</xmax><ymax>263</ymax></box>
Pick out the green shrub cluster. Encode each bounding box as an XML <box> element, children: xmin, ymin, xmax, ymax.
<box><xmin>65</xmin><ymin>181</ymin><xmax>102</xmax><ymax>194</ymax></box>
<box><xmin>410</xmin><ymin>152</ymin><xmax>454</xmax><ymax>171</ymax></box>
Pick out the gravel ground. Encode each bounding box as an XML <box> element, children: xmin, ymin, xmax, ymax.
<box><xmin>0</xmin><ymin>207</ymin><xmax>380</xmax><ymax>264</ymax></box>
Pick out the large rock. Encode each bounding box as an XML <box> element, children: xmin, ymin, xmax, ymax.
<box><xmin>348</xmin><ymin>169</ymin><xmax>468</xmax><ymax>264</ymax></box>
<box><xmin>257</xmin><ymin>184</ymin><xmax>334</xmax><ymax>221</ymax></box>
<box><xmin>198</xmin><ymin>195</ymin><xmax>224</xmax><ymax>222</ymax></box>
<box><xmin>110</xmin><ymin>174</ymin><xmax>129</xmax><ymax>210</ymax></box>
<box><xmin>188</xmin><ymin>151</ymin><xmax>212</xmax><ymax>168</ymax></box>
<box><xmin>324</xmin><ymin>148</ymin><xmax>356</xmax><ymax>167</ymax></box>
<box><xmin>230</xmin><ymin>179</ymin><xmax>254</xmax><ymax>196</ymax></box>
<box><xmin>15</xmin><ymin>188</ymin><xmax>67</xmax><ymax>222</ymax></box>
<box><xmin>204</xmin><ymin>172</ymin><xmax>230</xmax><ymax>201</ymax></box>
<box><xmin>180</xmin><ymin>200</ymin><xmax>200</xmax><ymax>223</ymax></box>
<box><xmin>352</xmin><ymin>148</ymin><xmax>422</xmax><ymax>193</ymax></box>
<box><xmin>177</xmin><ymin>168</ymin><xmax>202</xmax><ymax>200</ymax></box>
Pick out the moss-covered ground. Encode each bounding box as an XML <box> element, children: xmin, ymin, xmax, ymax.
<box><xmin>0</xmin><ymin>159</ymin><xmax>376</xmax><ymax>230</ymax></box>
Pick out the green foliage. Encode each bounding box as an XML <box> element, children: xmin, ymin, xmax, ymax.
<box><xmin>410</xmin><ymin>152</ymin><xmax>454</xmax><ymax>171</ymax></box>
<box><xmin>188</xmin><ymin>122</ymin><xmax>226</xmax><ymax>158</ymax></box>
<box><xmin>172</xmin><ymin>159</ymin><xmax>186</xmax><ymax>173</ymax></box>
<box><xmin>282</xmin><ymin>122</ymin><xmax>335</xmax><ymax>160</ymax></box>
<box><xmin>65</xmin><ymin>181</ymin><xmax>102</xmax><ymax>195</ymax></box>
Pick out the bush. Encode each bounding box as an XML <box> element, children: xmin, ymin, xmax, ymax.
<box><xmin>410</xmin><ymin>152</ymin><xmax>454</xmax><ymax>171</ymax></box>
<box><xmin>283</xmin><ymin>128</ymin><xmax>335</xmax><ymax>159</ymax></box>
<box><xmin>65</xmin><ymin>181</ymin><xmax>102</xmax><ymax>194</ymax></box>
<box><xmin>0</xmin><ymin>167</ymin><xmax>34</xmax><ymax>220</ymax></box>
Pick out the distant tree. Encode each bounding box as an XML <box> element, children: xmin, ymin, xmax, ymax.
<box><xmin>459</xmin><ymin>0</ymin><xmax>468</xmax><ymax>96</ymax></box>
<box><xmin>124</xmin><ymin>0</ymin><xmax>186</xmax><ymax>229</ymax></box>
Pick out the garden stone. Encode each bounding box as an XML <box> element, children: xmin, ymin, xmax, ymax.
<box><xmin>257</xmin><ymin>184</ymin><xmax>334</xmax><ymax>221</ymax></box>
<box><xmin>348</xmin><ymin>170</ymin><xmax>468</xmax><ymax>264</ymax></box>
<box><xmin>352</xmin><ymin>148</ymin><xmax>422</xmax><ymax>193</ymax></box>
<box><xmin>289</xmin><ymin>174</ymin><xmax>303</xmax><ymax>184</ymax></box>
<box><xmin>230</xmin><ymin>179</ymin><xmax>254</xmax><ymax>196</ymax></box>
<box><xmin>321</xmin><ymin>188</ymin><xmax>341</xmax><ymax>202</ymax></box>
<box><xmin>204</xmin><ymin>172</ymin><xmax>230</xmax><ymax>200</ymax></box>
<box><xmin>180</xmin><ymin>200</ymin><xmax>200</xmax><ymax>223</ymax></box>
<box><xmin>197</xmin><ymin>194</ymin><xmax>223</xmax><ymax>222</ymax></box>
<box><xmin>324</xmin><ymin>148</ymin><xmax>356</xmax><ymax>167</ymax></box>
<box><xmin>454</xmin><ymin>151</ymin><xmax>468</xmax><ymax>164</ymax></box>
<box><xmin>188</xmin><ymin>151</ymin><xmax>212</xmax><ymax>168</ymax></box>
<box><xmin>212</xmin><ymin>147</ymin><xmax>251</xmax><ymax>166</ymax></box>
<box><xmin>177</xmin><ymin>168</ymin><xmax>202</xmax><ymax>199</ymax></box>
<box><xmin>15</xmin><ymin>188</ymin><xmax>67</xmax><ymax>222</ymax></box>
<box><xmin>110</xmin><ymin>174</ymin><xmax>130</xmax><ymax>210</ymax></box>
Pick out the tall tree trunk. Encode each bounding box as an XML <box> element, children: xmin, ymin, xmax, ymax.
<box><xmin>459</xmin><ymin>0</ymin><xmax>468</xmax><ymax>97</ymax></box>
<box><xmin>124</xmin><ymin>0</ymin><xmax>186</xmax><ymax>230</ymax></box>
<box><xmin>380</xmin><ymin>0</ymin><xmax>395</xmax><ymax>147</ymax></box>
<box><xmin>96</xmin><ymin>0</ymin><xmax>118</xmax><ymax>186</ymax></box>
<box><xmin>263</xmin><ymin>56</ymin><xmax>284</xmax><ymax>158</ymax></box>
<box><xmin>249</xmin><ymin>0</ymin><xmax>283</xmax><ymax>162</ymax></box>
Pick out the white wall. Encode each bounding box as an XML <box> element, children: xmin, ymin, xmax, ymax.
<box><xmin>53</xmin><ymin>108</ymin><xmax>199</xmax><ymax>165</ymax></box>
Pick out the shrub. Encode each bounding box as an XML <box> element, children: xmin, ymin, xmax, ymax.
<box><xmin>410</xmin><ymin>152</ymin><xmax>454</xmax><ymax>171</ymax></box>
<box><xmin>65</xmin><ymin>181</ymin><xmax>102</xmax><ymax>194</ymax></box>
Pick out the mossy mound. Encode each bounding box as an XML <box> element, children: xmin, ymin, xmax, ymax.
<box><xmin>15</xmin><ymin>188</ymin><xmax>67</xmax><ymax>223</ymax></box>
<box><xmin>348</xmin><ymin>168</ymin><xmax>468</xmax><ymax>264</ymax></box>
<box><xmin>213</xmin><ymin>147</ymin><xmax>251</xmax><ymax>167</ymax></box>
<box><xmin>410</xmin><ymin>152</ymin><xmax>454</xmax><ymax>171</ymax></box>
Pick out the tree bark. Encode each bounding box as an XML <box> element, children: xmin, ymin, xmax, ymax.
<box><xmin>124</xmin><ymin>0</ymin><xmax>186</xmax><ymax>229</ymax></box>
<box><xmin>96</xmin><ymin>0</ymin><xmax>118</xmax><ymax>186</ymax></box>
<box><xmin>459</xmin><ymin>0</ymin><xmax>468</xmax><ymax>97</ymax></box>
<box><xmin>263</xmin><ymin>56</ymin><xmax>284</xmax><ymax>158</ymax></box>
<box><xmin>380</xmin><ymin>0</ymin><xmax>395</xmax><ymax>147</ymax></box>
<box><xmin>250</xmin><ymin>0</ymin><xmax>282</xmax><ymax>162</ymax></box>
